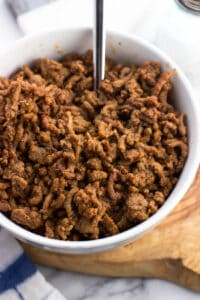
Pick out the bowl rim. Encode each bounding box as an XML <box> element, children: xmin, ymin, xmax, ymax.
<box><xmin>0</xmin><ymin>27</ymin><xmax>200</xmax><ymax>252</ymax></box>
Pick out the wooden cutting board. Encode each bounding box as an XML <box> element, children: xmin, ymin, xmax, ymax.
<box><xmin>21</xmin><ymin>168</ymin><xmax>200</xmax><ymax>293</ymax></box>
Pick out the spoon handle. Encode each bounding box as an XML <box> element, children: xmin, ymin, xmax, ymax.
<box><xmin>93</xmin><ymin>0</ymin><xmax>105</xmax><ymax>91</ymax></box>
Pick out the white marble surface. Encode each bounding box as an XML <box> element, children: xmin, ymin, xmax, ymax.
<box><xmin>37</xmin><ymin>265</ymin><xmax>200</xmax><ymax>300</ymax></box>
<box><xmin>0</xmin><ymin>0</ymin><xmax>200</xmax><ymax>299</ymax></box>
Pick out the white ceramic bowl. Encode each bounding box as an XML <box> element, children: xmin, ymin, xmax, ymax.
<box><xmin>0</xmin><ymin>28</ymin><xmax>199</xmax><ymax>254</ymax></box>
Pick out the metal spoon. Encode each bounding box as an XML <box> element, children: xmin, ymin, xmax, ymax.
<box><xmin>93</xmin><ymin>0</ymin><xmax>106</xmax><ymax>91</ymax></box>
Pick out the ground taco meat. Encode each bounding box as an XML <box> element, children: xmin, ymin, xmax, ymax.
<box><xmin>0</xmin><ymin>50</ymin><xmax>188</xmax><ymax>240</ymax></box>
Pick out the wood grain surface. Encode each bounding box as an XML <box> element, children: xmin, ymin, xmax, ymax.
<box><xmin>21</xmin><ymin>169</ymin><xmax>200</xmax><ymax>292</ymax></box>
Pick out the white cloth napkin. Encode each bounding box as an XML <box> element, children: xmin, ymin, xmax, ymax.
<box><xmin>0</xmin><ymin>229</ymin><xmax>66</xmax><ymax>300</ymax></box>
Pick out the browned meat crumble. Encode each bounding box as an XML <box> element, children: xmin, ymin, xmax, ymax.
<box><xmin>0</xmin><ymin>50</ymin><xmax>188</xmax><ymax>240</ymax></box>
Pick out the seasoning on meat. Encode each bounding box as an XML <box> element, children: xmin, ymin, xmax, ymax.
<box><xmin>0</xmin><ymin>51</ymin><xmax>188</xmax><ymax>240</ymax></box>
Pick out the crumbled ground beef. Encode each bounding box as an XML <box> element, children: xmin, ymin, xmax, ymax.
<box><xmin>0</xmin><ymin>50</ymin><xmax>188</xmax><ymax>240</ymax></box>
